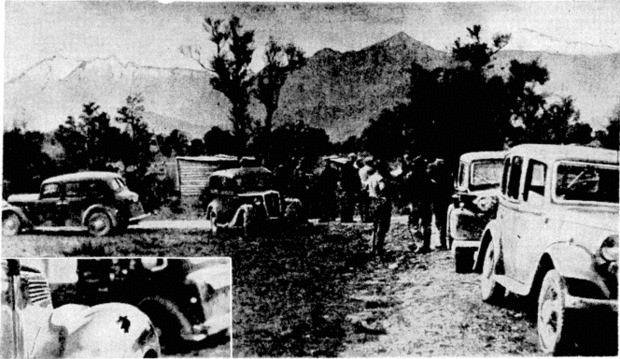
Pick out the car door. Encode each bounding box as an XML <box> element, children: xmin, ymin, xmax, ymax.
<box><xmin>497</xmin><ymin>155</ymin><xmax>524</xmax><ymax>278</ymax></box>
<box><xmin>35</xmin><ymin>183</ymin><xmax>65</xmax><ymax>226</ymax></box>
<box><xmin>513</xmin><ymin>159</ymin><xmax>549</xmax><ymax>283</ymax></box>
<box><xmin>64</xmin><ymin>182</ymin><xmax>87</xmax><ymax>226</ymax></box>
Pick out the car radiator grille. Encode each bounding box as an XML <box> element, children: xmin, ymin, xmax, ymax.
<box><xmin>265</xmin><ymin>193</ymin><xmax>281</xmax><ymax>217</ymax></box>
<box><xmin>22</xmin><ymin>272</ymin><xmax>52</xmax><ymax>305</ymax></box>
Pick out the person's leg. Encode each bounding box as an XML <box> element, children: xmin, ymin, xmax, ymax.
<box><xmin>416</xmin><ymin>203</ymin><xmax>432</xmax><ymax>253</ymax></box>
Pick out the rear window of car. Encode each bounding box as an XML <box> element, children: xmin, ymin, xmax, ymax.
<box><xmin>555</xmin><ymin>161</ymin><xmax>619</xmax><ymax>204</ymax></box>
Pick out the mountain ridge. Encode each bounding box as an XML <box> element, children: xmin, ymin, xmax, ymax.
<box><xmin>5</xmin><ymin>32</ymin><xmax>619</xmax><ymax>140</ymax></box>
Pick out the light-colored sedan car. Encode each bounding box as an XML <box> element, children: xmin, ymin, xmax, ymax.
<box><xmin>473</xmin><ymin>144</ymin><xmax>618</xmax><ymax>355</ymax></box>
<box><xmin>447</xmin><ymin>151</ymin><xmax>505</xmax><ymax>273</ymax></box>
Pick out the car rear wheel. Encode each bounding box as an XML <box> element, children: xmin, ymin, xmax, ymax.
<box><xmin>454</xmin><ymin>248</ymin><xmax>475</xmax><ymax>273</ymax></box>
<box><xmin>2</xmin><ymin>213</ymin><xmax>21</xmax><ymax>236</ymax></box>
<box><xmin>480</xmin><ymin>241</ymin><xmax>504</xmax><ymax>303</ymax></box>
<box><xmin>537</xmin><ymin>269</ymin><xmax>576</xmax><ymax>356</ymax></box>
<box><xmin>139</xmin><ymin>297</ymin><xmax>192</xmax><ymax>354</ymax></box>
<box><xmin>86</xmin><ymin>211</ymin><xmax>113</xmax><ymax>237</ymax></box>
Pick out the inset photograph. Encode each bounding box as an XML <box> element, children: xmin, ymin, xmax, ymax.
<box><xmin>1</xmin><ymin>257</ymin><xmax>232</xmax><ymax>358</ymax></box>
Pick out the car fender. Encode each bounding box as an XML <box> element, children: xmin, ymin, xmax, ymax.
<box><xmin>1</xmin><ymin>205</ymin><xmax>31</xmax><ymax>227</ymax></box>
<box><xmin>543</xmin><ymin>242</ymin><xmax>598</xmax><ymax>283</ymax></box>
<box><xmin>206</xmin><ymin>200</ymin><xmax>223</xmax><ymax>219</ymax></box>
<box><xmin>32</xmin><ymin>303</ymin><xmax>160</xmax><ymax>358</ymax></box>
<box><xmin>284</xmin><ymin>198</ymin><xmax>305</xmax><ymax>221</ymax></box>
<box><xmin>231</xmin><ymin>204</ymin><xmax>254</xmax><ymax>227</ymax></box>
<box><xmin>473</xmin><ymin>220</ymin><xmax>503</xmax><ymax>273</ymax></box>
<box><xmin>82</xmin><ymin>205</ymin><xmax>118</xmax><ymax>228</ymax></box>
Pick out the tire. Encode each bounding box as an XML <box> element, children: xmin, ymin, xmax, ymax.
<box><xmin>209</xmin><ymin>210</ymin><xmax>219</xmax><ymax>237</ymax></box>
<box><xmin>86</xmin><ymin>211</ymin><xmax>113</xmax><ymax>237</ymax></box>
<box><xmin>139</xmin><ymin>297</ymin><xmax>192</xmax><ymax>354</ymax></box>
<box><xmin>2</xmin><ymin>213</ymin><xmax>21</xmax><ymax>236</ymax></box>
<box><xmin>455</xmin><ymin>248</ymin><xmax>474</xmax><ymax>274</ymax></box>
<box><xmin>480</xmin><ymin>241</ymin><xmax>504</xmax><ymax>303</ymax></box>
<box><xmin>537</xmin><ymin>269</ymin><xmax>576</xmax><ymax>356</ymax></box>
<box><xmin>446</xmin><ymin>205</ymin><xmax>455</xmax><ymax>250</ymax></box>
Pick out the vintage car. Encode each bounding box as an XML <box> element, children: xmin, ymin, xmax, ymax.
<box><xmin>76</xmin><ymin>258</ymin><xmax>231</xmax><ymax>353</ymax></box>
<box><xmin>204</xmin><ymin>167</ymin><xmax>305</xmax><ymax>236</ymax></box>
<box><xmin>473</xmin><ymin>144</ymin><xmax>618</xmax><ymax>355</ymax></box>
<box><xmin>2</xmin><ymin>171</ymin><xmax>149</xmax><ymax>237</ymax></box>
<box><xmin>1</xmin><ymin>259</ymin><xmax>161</xmax><ymax>359</ymax></box>
<box><xmin>447</xmin><ymin>151</ymin><xmax>505</xmax><ymax>273</ymax></box>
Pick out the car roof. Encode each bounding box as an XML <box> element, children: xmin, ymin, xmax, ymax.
<box><xmin>459</xmin><ymin>151</ymin><xmax>507</xmax><ymax>164</ymax></box>
<box><xmin>508</xmin><ymin>144</ymin><xmax>619</xmax><ymax>165</ymax></box>
<box><xmin>42</xmin><ymin>171</ymin><xmax>121</xmax><ymax>184</ymax></box>
<box><xmin>210</xmin><ymin>167</ymin><xmax>273</xmax><ymax>179</ymax></box>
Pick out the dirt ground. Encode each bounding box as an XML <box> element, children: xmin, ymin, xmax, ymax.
<box><xmin>3</xmin><ymin>216</ymin><xmax>615</xmax><ymax>357</ymax></box>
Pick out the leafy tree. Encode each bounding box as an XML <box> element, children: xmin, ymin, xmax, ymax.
<box><xmin>116</xmin><ymin>94</ymin><xmax>154</xmax><ymax>172</ymax></box>
<box><xmin>182</xmin><ymin>16</ymin><xmax>256</xmax><ymax>153</ymax></box>
<box><xmin>3</xmin><ymin>129</ymin><xmax>56</xmax><ymax>195</ymax></box>
<box><xmin>254</xmin><ymin>37</ymin><xmax>306</xmax><ymax>131</ymax></box>
<box><xmin>53</xmin><ymin>103</ymin><xmax>124</xmax><ymax>171</ymax></box>
<box><xmin>164</xmin><ymin>129</ymin><xmax>189</xmax><ymax>157</ymax></box>
<box><xmin>596</xmin><ymin>105</ymin><xmax>620</xmax><ymax>149</ymax></box>
<box><xmin>203</xmin><ymin>126</ymin><xmax>236</xmax><ymax>155</ymax></box>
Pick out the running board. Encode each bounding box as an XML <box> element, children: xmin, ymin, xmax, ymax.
<box><xmin>492</xmin><ymin>274</ymin><xmax>529</xmax><ymax>296</ymax></box>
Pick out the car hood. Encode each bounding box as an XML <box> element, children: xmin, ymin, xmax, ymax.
<box><xmin>553</xmin><ymin>206</ymin><xmax>618</xmax><ymax>252</ymax></box>
<box><xmin>7</xmin><ymin>193</ymin><xmax>39</xmax><ymax>204</ymax></box>
<box><xmin>559</xmin><ymin>207</ymin><xmax>618</xmax><ymax>232</ymax></box>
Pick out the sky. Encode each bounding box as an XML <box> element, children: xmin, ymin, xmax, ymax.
<box><xmin>4</xmin><ymin>1</ymin><xmax>620</xmax><ymax>81</ymax></box>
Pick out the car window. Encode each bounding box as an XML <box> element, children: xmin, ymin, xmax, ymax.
<box><xmin>41</xmin><ymin>183</ymin><xmax>61</xmax><ymax>199</ymax></box>
<box><xmin>65</xmin><ymin>182</ymin><xmax>81</xmax><ymax>198</ymax></box>
<box><xmin>85</xmin><ymin>181</ymin><xmax>109</xmax><ymax>196</ymax></box>
<box><xmin>555</xmin><ymin>162</ymin><xmax>619</xmax><ymax>203</ymax></box>
<box><xmin>457</xmin><ymin>163</ymin><xmax>466</xmax><ymax>189</ymax></box>
<box><xmin>506</xmin><ymin>156</ymin><xmax>523</xmax><ymax>200</ymax></box>
<box><xmin>524</xmin><ymin>160</ymin><xmax>547</xmax><ymax>204</ymax></box>
<box><xmin>470</xmin><ymin>159</ymin><xmax>503</xmax><ymax>190</ymax></box>
<box><xmin>501</xmin><ymin>157</ymin><xmax>510</xmax><ymax>195</ymax></box>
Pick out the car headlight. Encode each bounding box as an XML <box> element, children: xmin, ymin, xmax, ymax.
<box><xmin>475</xmin><ymin>196</ymin><xmax>496</xmax><ymax>212</ymax></box>
<box><xmin>600</xmin><ymin>235</ymin><xmax>618</xmax><ymax>262</ymax></box>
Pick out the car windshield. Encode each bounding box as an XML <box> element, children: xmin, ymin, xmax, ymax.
<box><xmin>470</xmin><ymin>159</ymin><xmax>503</xmax><ymax>190</ymax></box>
<box><xmin>555</xmin><ymin>162</ymin><xmax>619</xmax><ymax>203</ymax></box>
<box><xmin>235</xmin><ymin>173</ymin><xmax>274</xmax><ymax>192</ymax></box>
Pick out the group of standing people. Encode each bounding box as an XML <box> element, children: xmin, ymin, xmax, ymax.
<box><xmin>315</xmin><ymin>152</ymin><xmax>453</xmax><ymax>260</ymax></box>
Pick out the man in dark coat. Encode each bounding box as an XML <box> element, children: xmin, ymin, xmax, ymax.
<box><xmin>339</xmin><ymin>153</ymin><xmax>359</xmax><ymax>222</ymax></box>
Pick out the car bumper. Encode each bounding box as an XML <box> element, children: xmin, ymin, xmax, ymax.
<box><xmin>565</xmin><ymin>294</ymin><xmax>617</xmax><ymax>311</ymax></box>
<box><xmin>128</xmin><ymin>213</ymin><xmax>150</xmax><ymax>224</ymax></box>
<box><xmin>452</xmin><ymin>239</ymin><xmax>481</xmax><ymax>250</ymax></box>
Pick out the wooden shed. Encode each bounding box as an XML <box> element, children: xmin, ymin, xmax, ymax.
<box><xmin>175</xmin><ymin>155</ymin><xmax>257</xmax><ymax>196</ymax></box>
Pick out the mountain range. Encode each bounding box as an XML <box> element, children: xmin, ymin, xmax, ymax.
<box><xmin>5</xmin><ymin>32</ymin><xmax>620</xmax><ymax>142</ymax></box>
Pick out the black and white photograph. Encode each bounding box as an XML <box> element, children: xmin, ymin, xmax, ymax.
<box><xmin>2</xmin><ymin>1</ymin><xmax>619</xmax><ymax>357</ymax></box>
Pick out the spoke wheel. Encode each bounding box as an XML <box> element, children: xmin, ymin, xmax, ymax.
<box><xmin>537</xmin><ymin>269</ymin><xmax>575</xmax><ymax>355</ymax></box>
<box><xmin>2</xmin><ymin>213</ymin><xmax>21</xmax><ymax>236</ymax></box>
<box><xmin>86</xmin><ymin>212</ymin><xmax>112</xmax><ymax>237</ymax></box>
<box><xmin>480</xmin><ymin>242</ymin><xmax>504</xmax><ymax>303</ymax></box>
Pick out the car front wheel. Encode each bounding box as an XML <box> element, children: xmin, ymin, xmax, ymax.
<box><xmin>480</xmin><ymin>241</ymin><xmax>504</xmax><ymax>303</ymax></box>
<box><xmin>2</xmin><ymin>213</ymin><xmax>21</xmax><ymax>236</ymax></box>
<box><xmin>537</xmin><ymin>269</ymin><xmax>576</xmax><ymax>355</ymax></box>
<box><xmin>86</xmin><ymin>211</ymin><xmax>113</xmax><ymax>237</ymax></box>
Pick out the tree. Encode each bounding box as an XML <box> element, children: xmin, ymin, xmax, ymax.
<box><xmin>3</xmin><ymin>129</ymin><xmax>56</xmax><ymax>195</ymax></box>
<box><xmin>53</xmin><ymin>103</ymin><xmax>124</xmax><ymax>171</ymax></box>
<box><xmin>116</xmin><ymin>94</ymin><xmax>154</xmax><ymax>172</ymax></box>
<box><xmin>203</xmin><ymin>126</ymin><xmax>236</xmax><ymax>155</ymax></box>
<box><xmin>182</xmin><ymin>16</ymin><xmax>256</xmax><ymax>153</ymax></box>
<box><xmin>596</xmin><ymin>104</ymin><xmax>620</xmax><ymax>149</ymax></box>
<box><xmin>254</xmin><ymin>37</ymin><xmax>306</xmax><ymax>131</ymax></box>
